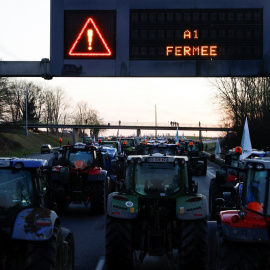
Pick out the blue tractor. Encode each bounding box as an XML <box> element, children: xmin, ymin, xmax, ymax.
<box><xmin>96</xmin><ymin>145</ymin><xmax>119</xmax><ymax>196</ymax></box>
<box><xmin>0</xmin><ymin>158</ymin><xmax>74</xmax><ymax>270</ymax></box>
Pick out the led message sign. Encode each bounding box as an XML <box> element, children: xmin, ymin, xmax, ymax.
<box><xmin>130</xmin><ymin>9</ymin><xmax>263</xmax><ymax>60</ymax></box>
<box><xmin>64</xmin><ymin>11</ymin><xmax>116</xmax><ymax>59</ymax></box>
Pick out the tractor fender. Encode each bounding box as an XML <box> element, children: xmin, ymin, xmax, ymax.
<box><xmin>107</xmin><ymin>192</ymin><xmax>138</xmax><ymax>219</ymax></box>
<box><xmin>12</xmin><ymin>208</ymin><xmax>59</xmax><ymax>241</ymax></box>
<box><xmin>216</xmin><ymin>169</ymin><xmax>227</xmax><ymax>184</ymax></box>
<box><xmin>219</xmin><ymin>210</ymin><xmax>269</xmax><ymax>243</ymax></box>
<box><xmin>61</xmin><ymin>226</ymin><xmax>73</xmax><ymax>241</ymax></box>
<box><xmin>207</xmin><ymin>221</ymin><xmax>218</xmax><ymax>269</ymax></box>
<box><xmin>176</xmin><ymin>194</ymin><xmax>208</xmax><ymax>220</ymax></box>
<box><xmin>87</xmin><ymin>169</ymin><xmax>107</xmax><ymax>182</ymax></box>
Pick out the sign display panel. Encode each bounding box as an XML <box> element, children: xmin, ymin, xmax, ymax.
<box><xmin>64</xmin><ymin>10</ymin><xmax>116</xmax><ymax>59</ymax></box>
<box><xmin>130</xmin><ymin>9</ymin><xmax>263</xmax><ymax>60</ymax></box>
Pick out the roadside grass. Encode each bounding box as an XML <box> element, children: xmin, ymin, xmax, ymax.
<box><xmin>0</xmin><ymin>127</ymin><xmax>72</xmax><ymax>157</ymax></box>
<box><xmin>205</xmin><ymin>142</ymin><xmax>216</xmax><ymax>154</ymax></box>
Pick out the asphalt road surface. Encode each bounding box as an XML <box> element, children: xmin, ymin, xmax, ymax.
<box><xmin>49</xmin><ymin>160</ymin><xmax>220</xmax><ymax>270</ymax></box>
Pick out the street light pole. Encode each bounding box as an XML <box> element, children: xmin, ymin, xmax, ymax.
<box><xmin>25</xmin><ymin>87</ymin><xmax>28</xmax><ymax>136</ymax></box>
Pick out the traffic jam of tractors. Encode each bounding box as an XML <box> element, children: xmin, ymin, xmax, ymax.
<box><xmin>1</xmin><ymin>134</ymin><xmax>270</xmax><ymax>269</ymax></box>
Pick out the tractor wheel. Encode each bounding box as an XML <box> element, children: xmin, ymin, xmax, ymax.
<box><xmin>214</xmin><ymin>226</ymin><xmax>258</xmax><ymax>270</ymax></box>
<box><xmin>65</xmin><ymin>233</ymin><xmax>75</xmax><ymax>270</ymax></box>
<box><xmin>179</xmin><ymin>218</ymin><xmax>207</xmax><ymax>270</ymax></box>
<box><xmin>24</xmin><ymin>225</ymin><xmax>63</xmax><ymax>270</ymax></box>
<box><xmin>104</xmin><ymin>176</ymin><xmax>110</xmax><ymax>211</ymax></box>
<box><xmin>106</xmin><ymin>215</ymin><xmax>133</xmax><ymax>270</ymax></box>
<box><xmin>89</xmin><ymin>181</ymin><xmax>105</xmax><ymax>214</ymax></box>
<box><xmin>209</xmin><ymin>178</ymin><xmax>223</xmax><ymax>220</ymax></box>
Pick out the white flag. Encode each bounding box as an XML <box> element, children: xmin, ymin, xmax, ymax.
<box><xmin>240</xmin><ymin>117</ymin><xmax>252</xmax><ymax>160</ymax></box>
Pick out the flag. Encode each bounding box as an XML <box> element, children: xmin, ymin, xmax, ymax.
<box><xmin>175</xmin><ymin>127</ymin><xmax>179</xmax><ymax>143</ymax></box>
<box><xmin>215</xmin><ymin>138</ymin><xmax>221</xmax><ymax>158</ymax></box>
<box><xmin>181</xmin><ymin>132</ymin><xmax>185</xmax><ymax>140</ymax></box>
<box><xmin>240</xmin><ymin>117</ymin><xmax>252</xmax><ymax>160</ymax></box>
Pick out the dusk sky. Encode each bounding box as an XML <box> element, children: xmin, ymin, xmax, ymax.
<box><xmin>0</xmin><ymin>0</ymin><xmax>221</xmax><ymax>137</ymax></box>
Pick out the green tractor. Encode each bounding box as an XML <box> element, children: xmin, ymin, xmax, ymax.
<box><xmin>120</xmin><ymin>138</ymin><xmax>136</xmax><ymax>156</ymax></box>
<box><xmin>106</xmin><ymin>153</ymin><xmax>208</xmax><ymax>269</ymax></box>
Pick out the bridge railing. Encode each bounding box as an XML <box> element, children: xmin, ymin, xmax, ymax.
<box><xmin>105</xmin><ymin>121</ymin><xmax>220</xmax><ymax>127</ymax></box>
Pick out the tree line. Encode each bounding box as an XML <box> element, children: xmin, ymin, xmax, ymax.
<box><xmin>0</xmin><ymin>78</ymin><xmax>103</xmax><ymax>136</ymax></box>
<box><xmin>212</xmin><ymin>77</ymin><xmax>270</xmax><ymax>150</ymax></box>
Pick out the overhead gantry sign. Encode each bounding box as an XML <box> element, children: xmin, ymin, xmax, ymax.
<box><xmin>49</xmin><ymin>0</ymin><xmax>268</xmax><ymax>77</ymax></box>
<box><xmin>0</xmin><ymin>0</ymin><xmax>268</xmax><ymax>78</ymax></box>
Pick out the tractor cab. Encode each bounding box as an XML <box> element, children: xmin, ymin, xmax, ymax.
<box><xmin>62</xmin><ymin>144</ymin><xmax>97</xmax><ymax>171</ymax></box>
<box><xmin>241</xmin><ymin>158</ymin><xmax>270</xmax><ymax>215</ymax></box>
<box><xmin>0</xmin><ymin>158</ymin><xmax>48</xmax><ymax>216</ymax></box>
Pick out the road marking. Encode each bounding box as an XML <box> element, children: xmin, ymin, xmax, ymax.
<box><xmin>95</xmin><ymin>256</ymin><xmax>105</xmax><ymax>270</ymax></box>
<box><xmin>207</xmin><ymin>170</ymin><xmax>216</xmax><ymax>178</ymax></box>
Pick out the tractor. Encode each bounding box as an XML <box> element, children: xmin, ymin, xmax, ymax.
<box><xmin>212</xmin><ymin>157</ymin><xmax>270</xmax><ymax>270</ymax></box>
<box><xmin>185</xmin><ymin>140</ymin><xmax>207</xmax><ymax>176</ymax></box>
<box><xmin>120</xmin><ymin>138</ymin><xmax>136</xmax><ymax>156</ymax></box>
<box><xmin>0</xmin><ymin>158</ymin><xmax>74</xmax><ymax>270</ymax></box>
<box><xmin>136</xmin><ymin>141</ymin><xmax>182</xmax><ymax>156</ymax></box>
<box><xmin>106</xmin><ymin>153</ymin><xmax>208</xmax><ymax>269</ymax></box>
<box><xmin>50</xmin><ymin>143</ymin><xmax>108</xmax><ymax>214</ymax></box>
<box><xmin>208</xmin><ymin>146</ymin><xmax>265</xmax><ymax>220</ymax></box>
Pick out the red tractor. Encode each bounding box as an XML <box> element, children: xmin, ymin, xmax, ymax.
<box><xmin>211</xmin><ymin>157</ymin><xmax>270</xmax><ymax>269</ymax></box>
<box><xmin>51</xmin><ymin>143</ymin><xmax>108</xmax><ymax>214</ymax></box>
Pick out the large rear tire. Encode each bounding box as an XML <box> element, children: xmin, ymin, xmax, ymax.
<box><xmin>65</xmin><ymin>233</ymin><xmax>75</xmax><ymax>270</ymax></box>
<box><xmin>214</xmin><ymin>226</ymin><xmax>259</xmax><ymax>270</ymax></box>
<box><xmin>179</xmin><ymin>218</ymin><xmax>207</xmax><ymax>270</ymax></box>
<box><xmin>106</xmin><ymin>216</ymin><xmax>133</xmax><ymax>270</ymax></box>
<box><xmin>209</xmin><ymin>178</ymin><xmax>223</xmax><ymax>220</ymax></box>
<box><xmin>89</xmin><ymin>181</ymin><xmax>105</xmax><ymax>214</ymax></box>
<box><xmin>25</xmin><ymin>225</ymin><xmax>63</xmax><ymax>270</ymax></box>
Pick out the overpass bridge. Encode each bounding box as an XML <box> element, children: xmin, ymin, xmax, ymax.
<box><xmin>27</xmin><ymin>123</ymin><xmax>234</xmax><ymax>143</ymax></box>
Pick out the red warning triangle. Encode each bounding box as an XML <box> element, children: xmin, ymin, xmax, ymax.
<box><xmin>68</xmin><ymin>18</ymin><xmax>112</xmax><ymax>57</ymax></box>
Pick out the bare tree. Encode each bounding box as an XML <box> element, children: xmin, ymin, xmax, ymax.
<box><xmin>5</xmin><ymin>79</ymin><xmax>45</xmax><ymax>123</ymax></box>
<box><xmin>73</xmin><ymin>101</ymin><xmax>103</xmax><ymax>139</ymax></box>
<box><xmin>0</xmin><ymin>77</ymin><xmax>9</xmax><ymax>121</ymax></box>
<box><xmin>212</xmin><ymin>77</ymin><xmax>270</xmax><ymax>149</ymax></box>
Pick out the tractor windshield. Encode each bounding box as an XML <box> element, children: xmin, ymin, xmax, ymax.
<box><xmin>151</xmin><ymin>147</ymin><xmax>176</xmax><ymax>155</ymax></box>
<box><xmin>134</xmin><ymin>162</ymin><xmax>181</xmax><ymax>196</ymax></box>
<box><xmin>102</xmin><ymin>142</ymin><xmax>118</xmax><ymax>149</ymax></box>
<box><xmin>0</xmin><ymin>169</ymin><xmax>34</xmax><ymax>214</ymax></box>
<box><xmin>68</xmin><ymin>150</ymin><xmax>94</xmax><ymax>170</ymax></box>
<box><xmin>243</xmin><ymin>169</ymin><xmax>267</xmax><ymax>214</ymax></box>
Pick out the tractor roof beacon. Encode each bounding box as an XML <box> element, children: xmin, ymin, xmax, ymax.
<box><xmin>0</xmin><ymin>158</ymin><xmax>74</xmax><ymax>270</ymax></box>
<box><xmin>105</xmin><ymin>154</ymin><xmax>208</xmax><ymax>270</ymax></box>
<box><xmin>212</xmin><ymin>157</ymin><xmax>270</xmax><ymax>270</ymax></box>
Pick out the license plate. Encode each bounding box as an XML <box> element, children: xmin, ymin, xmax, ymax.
<box><xmin>147</xmin><ymin>157</ymin><xmax>168</xmax><ymax>162</ymax></box>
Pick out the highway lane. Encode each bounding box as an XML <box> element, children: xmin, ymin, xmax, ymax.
<box><xmin>55</xmin><ymin>160</ymin><xmax>220</xmax><ymax>270</ymax></box>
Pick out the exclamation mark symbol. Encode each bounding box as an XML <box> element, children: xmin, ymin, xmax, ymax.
<box><xmin>88</xmin><ymin>29</ymin><xmax>93</xmax><ymax>50</ymax></box>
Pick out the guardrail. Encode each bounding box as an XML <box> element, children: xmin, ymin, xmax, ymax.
<box><xmin>205</xmin><ymin>152</ymin><xmax>225</xmax><ymax>166</ymax></box>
